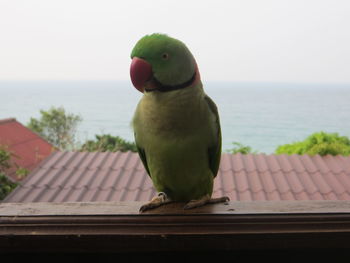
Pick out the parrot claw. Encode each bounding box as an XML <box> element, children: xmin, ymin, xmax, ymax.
<box><xmin>209</xmin><ymin>196</ymin><xmax>230</xmax><ymax>204</ymax></box>
<box><xmin>184</xmin><ymin>195</ymin><xmax>230</xmax><ymax>210</ymax></box>
<box><xmin>139</xmin><ymin>192</ymin><xmax>171</xmax><ymax>213</ymax></box>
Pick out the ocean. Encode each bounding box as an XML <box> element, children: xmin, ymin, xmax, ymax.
<box><xmin>0</xmin><ymin>81</ymin><xmax>349</xmax><ymax>153</ymax></box>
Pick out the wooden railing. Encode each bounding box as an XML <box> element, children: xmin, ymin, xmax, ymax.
<box><xmin>1</xmin><ymin>201</ymin><xmax>350</xmax><ymax>253</ymax></box>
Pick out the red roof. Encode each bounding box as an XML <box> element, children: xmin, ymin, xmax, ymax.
<box><xmin>0</xmin><ymin>118</ymin><xmax>55</xmax><ymax>181</ymax></box>
<box><xmin>4</xmin><ymin>151</ymin><xmax>350</xmax><ymax>202</ymax></box>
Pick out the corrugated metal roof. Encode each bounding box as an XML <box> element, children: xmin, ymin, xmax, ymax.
<box><xmin>4</xmin><ymin>151</ymin><xmax>350</xmax><ymax>202</ymax></box>
<box><xmin>0</xmin><ymin>118</ymin><xmax>55</xmax><ymax>181</ymax></box>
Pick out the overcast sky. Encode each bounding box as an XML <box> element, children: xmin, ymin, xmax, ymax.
<box><xmin>0</xmin><ymin>0</ymin><xmax>349</xmax><ymax>83</ymax></box>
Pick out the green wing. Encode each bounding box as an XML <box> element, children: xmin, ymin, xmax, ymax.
<box><xmin>135</xmin><ymin>95</ymin><xmax>221</xmax><ymax>179</ymax></box>
<box><xmin>135</xmin><ymin>134</ymin><xmax>151</xmax><ymax>176</ymax></box>
<box><xmin>204</xmin><ymin>95</ymin><xmax>222</xmax><ymax>178</ymax></box>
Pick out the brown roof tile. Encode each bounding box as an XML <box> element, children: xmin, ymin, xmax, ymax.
<box><xmin>220</xmin><ymin>153</ymin><xmax>236</xmax><ymax>171</ymax></box>
<box><xmin>251</xmin><ymin>190</ymin><xmax>267</xmax><ymax>201</ymax></box>
<box><xmin>271</xmin><ymin>170</ymin><xmax>290</xmax><ymax>193</ymax></box>
<box><xmin>296</xmin><ymin>171</ymin><xmax>318</xmax><ymax>194</ymax></box>
<box><xmin>220</xmin><ymin>170</ymin><xmax>235</xmax><ymax>192</ymax></box>
<box><xmin>311</xmin><ymin>154</ymin><xmax>330</xmax><ymax>173</ymax></box>
<box><xmin>300</xmin><ymin>155</ymin><xmax>319</xmax><ymax>173</ymax></box>
<box><xmin>294</xmin><ymin>191</ymin><xmax>309</xmax><ymax>200</ymax></box>
<box><xmin>275</xmin><ymin>154</ymin><xmax>293</xmax><ymax>173</ymax></box>
<box><xmin>242</xmin><ymin>153</ymin><xmax>256</xmax><ymax>172</ymax></box>
<box><xmin>253</xmin><ymin>154</ymin><xmax>269</xmax><ymax>173</ymax></box>
<box><xmin>268</xmin><ymin>190</ymin><xmax>283</xmax><ymax>200</ymax></box>
<box><xmin>287</xmin><ymin>154</ymin><xmax>306</xmax><ymax>173</ymax></box>
<box><xmin>285</xmin><ymin>171</ymin><xmax>304</xmax><ymax>193</ymax></box>
<box><xmin>4</xmin><ymin>152</ymin><xmax>350</xmax><ymax>203</ymax></box>
<box><xmin>338</xmin><ymin>172</ymin><xmax>350</xmax><ymax>190</ymax></box>
<box><xmin>264</xmin><ymin>154</ymin><xmax>281</xmax><ymax>172</ymax></box>
<box><xmin>309</xmin><ymin>172</ymin><xmax>332</xmax><ymax>194</ymax></box>
<box><xmin>259</xmin><ymin>170</ymin><xmax>277</xmax><ymax>193</ymax></box>
<box><xmin>339</xmin><ymin>156</ymin><xmax>350</xmax><ymax>171</ymax></box>
<box><xmin>246</xmin><ymin>170</ymin><xmax>263</xmax><ymax>192</ymax></box>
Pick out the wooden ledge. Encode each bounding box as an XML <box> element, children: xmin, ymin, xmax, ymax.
<box><xmin>2</xmin><ymin>200</ymin><xmax>350</xmax><ymax>216</ymax></box>
<box><xmin>1</xmin><ymin>201</ymin><xmax>350</xmax><ymax>253</ymax></box>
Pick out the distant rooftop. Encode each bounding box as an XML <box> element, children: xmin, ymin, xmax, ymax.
<box><xmin>4</xmin><ymin>151</ymin><xmax>350</xmax><ymax>202</ymax></box>
<box><xmin>0</xmin><ymin>118</ymin><xmax>55</xmax><ymax>181</ymax></box>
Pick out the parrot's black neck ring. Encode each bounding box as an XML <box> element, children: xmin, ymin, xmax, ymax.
<box><xmin>146</xmin><ymin>72</ymin><xmax>196</xmax><ymax>93</ymax></box>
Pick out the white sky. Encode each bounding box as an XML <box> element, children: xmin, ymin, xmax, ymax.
<box><xmin>0</xmin><ymin>0</ymin><xmax>349</xmax><ymax>83</ymax></box>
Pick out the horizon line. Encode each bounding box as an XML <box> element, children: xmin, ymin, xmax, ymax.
<box><xmin>1</xmin><ymin>79</ymin><xmax>350</xmax><ymax>86</ymax></box>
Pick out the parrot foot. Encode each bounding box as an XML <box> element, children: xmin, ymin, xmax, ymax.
<box><xmin>183</xmin><ymin>195</ymin><xmax>230</xmax><ymax>210</ymax></box>
<box><xmin>139</xmin><ymin>192</ymin><xmax>171</xmax><ymax>213</ymax></box>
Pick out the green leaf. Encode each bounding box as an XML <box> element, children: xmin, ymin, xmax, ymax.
<box><xmin>80</xmin><ymin>134</ymin><xmax>137</xmax><ymax>152</ymax></box>
<box><xmin>27</xmin><ymin>106</ymin><xmax>82</xmax><ymax>150</ymax></box>
<box><xmin>275</xmin><ymin>132</ymin><xmax>350</xmax><ymax>156</ymax></box>
<box><xmin>226</xmin><ymin>142</ymin><xmax>258</xmax><ymax>155</ymax></box>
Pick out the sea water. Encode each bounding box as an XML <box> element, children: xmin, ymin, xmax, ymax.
<box><xmin>0</xmin><ymin>81</ymin><xmax>349</xmax><ymax>153</ymax></box>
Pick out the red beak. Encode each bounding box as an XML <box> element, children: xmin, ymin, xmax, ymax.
<box><xmin>130</xmin><ymin>57</ymin><xmax>153</xmax><ymax>93</ymax></box>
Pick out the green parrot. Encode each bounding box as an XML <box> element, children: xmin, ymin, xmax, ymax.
<box><xmin>130</xmin><ymin>33</ymin><xmax>229</xmax><ymax>212</ymax></box>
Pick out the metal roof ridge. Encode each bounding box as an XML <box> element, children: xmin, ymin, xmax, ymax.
<box><xmin>91</xmin><ymin>165</ymin><xmax>124</xmax><ymax>193</ymax></box>
<box><xmin>39</xmin><ymin>151</ymin><xmax>66</xmax><ymax>168</ymax></box>
<box><xmin>101</xmin><ymin>152</ymin><xmax>136</xmax><ymax>201</ymax></box>
<box><xmin>134</xmin><ymin>174</ymin><xmax>149</xmax><ymax>200</ymax></box>
<box><xmin>111</xmin><ymin>186</ymin><xmax>155</xmax><ymax>192</ymax></box>
<box><xmin>15</xmin><ymin>151</ymin><xmax>62</xmax><ymax>188</ymax></box>
<box><xmin>117</xmin><ymin>152</ymin><xmax>143</xmax><ymax>201</ymax></box>
<box><xmin>85</xmin><ymin>183</ymin><xmax>155</xmax><ymax>192</ymax></box>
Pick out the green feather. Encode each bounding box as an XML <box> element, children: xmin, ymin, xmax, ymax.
<box><xmin>132</xmin><ymin>34</ymin><xmax>221</xmax><ymax>201</ymax></box>
<box><xmin>204</xmin><ymin>95</ymin><xmax>222</xmax><ymax>178</ymax></box>
<box><xmin>135</xmin><ymin>142</ymin><xmax>150</xmax><ymax>176</ymax></box>
<box><xmin>131</xmin><ymin>33</ymin><xmax>195</xmax><ymax>86</ymax></box>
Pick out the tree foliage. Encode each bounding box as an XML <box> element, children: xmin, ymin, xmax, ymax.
<box><xmin>275</xmin><ymin>131</ymin><xmax>350</xmax><ymax>156</ymax></box>
<box><xmin>227</xmin><ymin>142</ymin><xmax>258</xmax><ymax>154</ymax></box>
<box><xmin>0</xmin><ymin>146</ymin><xmax>11</xmax><ymax>170</ymax></box>
<box><xmin>0</xmin><ymin>174</ymin><xmax>17</xmax><ymax>200</ymax></box>
<box><xmin>27</xmin><ymin>106</ymin><xmax>82</xmax><ymax>150</ymax></box>
<box><xmin>80</xmin><ymin>134</ymin><xmax>137</xmax><ymax>152</ymax></box>
<box><xmin>0</xmin><ymin>146</ymin><xmax>18</xmax><ymax>200</ymax></box>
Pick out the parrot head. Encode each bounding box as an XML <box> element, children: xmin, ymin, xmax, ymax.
<box><xmin>130</xmin><ymin>33</ymin><xmax>198</xmax><ymax>93</ymax></box>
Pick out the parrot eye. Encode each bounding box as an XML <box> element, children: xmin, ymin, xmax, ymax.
<box><xmin>162</xmin><ymin>53</ymin><xmax>169</xmax><ymax>60</ymax></box>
